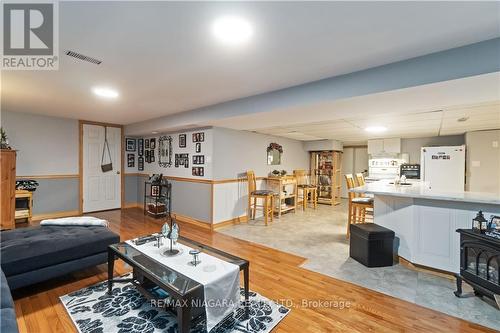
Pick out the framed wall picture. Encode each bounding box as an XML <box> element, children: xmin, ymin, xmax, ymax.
<box><xmin>127</xmin><ymin>154</ymin><xmax>135</xmax><ymax>167</ymax></box>
<box><xmin>150</xmin><ymin>149</ymin><xmax>155</xmax><ymax>162</ymax></box>
<box><xmin>179</xmin><ymin>134</ymin><xmax>186</xmax><ymax>148</ymax></box>
<box><xmin>193</xmin><ymin>155</ymin><xmax>204</xmax><ymax>165</ymax></box>
<box><xmin>145</xmin><ymin>139</ymin><xmax>150</xmax><ymax>149</ymax></box>
<box><xmin>195</xmin><ymin>143</ymin><xmax>201</xmax><ymax>153</ymax></box>
<box><xmin>192</xmin><ymin>132</ymin><xmax>205</xmax><ymax>143</ymax></box>
<box><xmin>138</xmin><ymin>157</ymin><xmax>144</xmax><ymax>171</ymax></box>
<box><xmin>150</xmin><ymin>138</ymin><xmax>156</xmax><ymax>149</ymax></box>
<box><xmin>138</xmin><ymin>138</ymin><xmax>144</xmax><ymax>156</ymax></box>
<box><xmin>125</xmin><ymin>138</ymin><xmax>136</xmax><ymax>151</ymax></box>
<box><xmin>145</xmin><ymin>150</ymin><xmax>150</xmax><ymax>163</ymax></box>
<box><xmin>192</xmin><ymin>167</ymin><xmax>204</xmax><ymax>177</ymax></box>
<box><xmin>158</xmin><ymin>135</ymin><xmax>173</xmax><ymax>168</ymax></box>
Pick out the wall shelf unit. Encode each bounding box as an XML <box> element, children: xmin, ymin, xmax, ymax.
<box><xmin>143</xmin><ymin>180</ymin><xmax>171</xmax><ymax>218</ymax></box>
<box><xmin>310</xmin><ymin>151</ymin><xmax>342</xmax><ymax>206</ymax></box>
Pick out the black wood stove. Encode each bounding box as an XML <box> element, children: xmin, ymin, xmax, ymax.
<box><xmin>455</xmin><ymin>229</ymin><xmax>500</xmax><ymax>300</ymax></box>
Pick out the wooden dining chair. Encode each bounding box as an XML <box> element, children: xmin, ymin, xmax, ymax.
<box><xmin>355</xmin><ymin>173</ymin><xmax>365</xmax><ymax>186</ymax></box>
<box><xmin>345</xmin><ymin>174</ymin><xmax>373</xmax><ymax>238</ymax></box>
<box><xmin>247</xmin><ymin>171</ymin><xmax>275</xmax><ymax>226</ymax></box>
<box><xmin>293</xmin><ymin>169</ymin><xmax>317</xmax><ymax>210</ymax></box>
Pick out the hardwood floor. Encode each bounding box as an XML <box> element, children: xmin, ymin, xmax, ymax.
<box><xmin>12</xmin><ymin>208</ymin><xmax>495</xmax><ymax>333</ymax></box>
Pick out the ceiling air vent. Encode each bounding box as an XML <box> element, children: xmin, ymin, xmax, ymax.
<box><xmin>65</xmin><ymin>50</ymin><xmax>102</xmax><ymax>65</ymax></box>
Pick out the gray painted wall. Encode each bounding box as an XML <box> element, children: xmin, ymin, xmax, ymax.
<box><xmin>125</xmin><ymin>174</ymin><xmax>139</xmax><ymax>204</ymax></box>
<box><xmin>17</xmin><ymin>178</ymin><xmax>80</xmax><ymax>214</ymax></box>
<box><xmin>465</xmin><ymin>130</ymin><xmax>500</xmax><ymax>194</ymax></box>
<box><xmin>134</xmin><ymin>175</ymin><xmax>211</xmax><ymax>223</ymax></box>
<box><xmin>401</xmin><ymin>135</ymin><xmax>465</xmax><ymax>164</ymax></box>
<box><xmin>212</xmin><ymin>127</ymin><xmax>309</xmax><ymax>179</ymax></box>
<box><xmin>1</xmin><ymin>111</ymin><xmax>79</xmax><ymax>175</ymax></box>
<box><xmin>1</xmin><ymin>111</ymin><xmax>80</xmax><ymax>215</ymax></box>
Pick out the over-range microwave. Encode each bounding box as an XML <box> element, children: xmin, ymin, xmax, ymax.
<box><xmin>400</xmin><ymin>164</ymin><xmax>420</xmax><ymax>179</ymax></box>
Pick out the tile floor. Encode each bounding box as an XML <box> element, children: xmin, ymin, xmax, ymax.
<box><xmin>220</xmin><ymin>202</ymin><xmax>500</xmax><ymax>330</ymax></box>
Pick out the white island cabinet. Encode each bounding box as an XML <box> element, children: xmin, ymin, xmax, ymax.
<box><xmin>351</xmin><ymin>181</ymin><xmax>500</xmax><ymax>273</ymax></box>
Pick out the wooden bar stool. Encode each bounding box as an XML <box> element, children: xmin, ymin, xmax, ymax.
<box><xmin>293</xmin><ymin>169</ymin><xmax>317</xmax><ymax>210</ymax></box>
<box><xmin>247</xmin><ymin>171</ymin><xmax>275</xmax><ymax>226</ymax></box>
<box><xmin>345</xmin><ymin>174</ymin><xmax>373</xmax><ymax>238</ymax></box>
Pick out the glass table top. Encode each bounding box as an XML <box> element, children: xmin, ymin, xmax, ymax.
<box><xmin>109</xmin><ymin>235</ymin><xmax>248</xmax><ymax>297</ymax></box>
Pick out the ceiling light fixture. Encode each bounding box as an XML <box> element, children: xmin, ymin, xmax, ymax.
<box><xmin>365</xmin><ymin>126</ymin><xmax>387</xmax><ymax>133</ymax></box>
<box><xmin>457</xmin><ymin>116</ymin><xmax>469</xmax><ymax>122</ymax></box>
<box><xmin>151</xmin><ymin>131</ymin><xmax>158</xmax><ymax>134</ymax></box>
<box><xmin>212</xmin><ymin>16</ymin><xmax>253</xmax><ymax>45</ymax></box>
<box><xmin>92</xmin><ymin>86</ymin><xmax>119</xmax><ymax>99</ymax></box>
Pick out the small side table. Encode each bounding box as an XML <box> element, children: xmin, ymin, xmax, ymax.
<box><xmin>15</xmin><ymin>190</ymin><xmax>33</xmax><ymax>224</ymax></box>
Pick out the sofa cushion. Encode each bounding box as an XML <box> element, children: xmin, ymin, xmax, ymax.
<box><xmin>1</xmin><ymin>270</ymin><xmax>14</xmax><ymax>309</ymax></box>
<box><xmin>1</xmin><ymin>269</ymin><xmax>19</xmax><ymax>333</ymax></box>
<box><xmin>0</xmin><ymin>226</ymin><xmax>120</xmax><ymax>277</ymax></box>
<box><xmin>0</xmin><ymin>308</ymin><xmax>18</xmax><ymax>333</ymax></box>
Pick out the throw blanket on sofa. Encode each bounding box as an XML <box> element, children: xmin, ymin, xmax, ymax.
<box><xmin>40</xmin><ymin>216</ymin><xmax>109</xmax><ymax>227</ymax></box>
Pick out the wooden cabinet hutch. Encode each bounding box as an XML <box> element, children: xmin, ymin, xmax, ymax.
<box><xmin>310</xmin><ymin>151</ymin><xmax>342</xmax><ymax>206</ymax></box>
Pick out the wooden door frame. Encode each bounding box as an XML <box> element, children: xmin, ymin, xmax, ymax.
<box><xmin>79</xmin><ymin>120</ymin><xmax>124</xmax><ymax>215</ymax></box>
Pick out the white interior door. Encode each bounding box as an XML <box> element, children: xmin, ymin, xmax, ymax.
<box><xmin>83</xmin><ymin>124</ymin><xmax>121</xmax><ymax>213</ymax></box>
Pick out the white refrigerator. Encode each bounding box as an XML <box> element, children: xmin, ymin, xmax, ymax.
<box><xmin>420</xmin><ymin>145</ymin><xmax>466</xmax><ymax>192</ymax></box>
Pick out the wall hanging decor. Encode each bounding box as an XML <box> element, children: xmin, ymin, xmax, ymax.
<box><xmin>193</xmin><ymin>155</ymin><xmax>204</xmax><ymax>165</ymax></box>
<box><xmin>138</xmin><ymin>138</ymin><xmax>144</xmax><ymax>156</ymax></box>
<box><xmin>158</xmin><ymin>135</ymin><xmax>173</xmax><ymax>167</ymax></box>
<box><xmin>192</xmin><ymin>167</ymin><xmax>204</xmax><ymax>177</ymax></box>
<box><xmin>125</xmin><ymin>138</ymin><xmax>136</xmax><ymax>151</ymax></box>
<box><xmin>145</xmin><ymin>149</ymin><xmax>150</xmax><ymax>163</ymax></box>
<box><xmin>127</xmin><ymin>154</ymin><xmax>135</xmax><ymax>167</ymax></box>
<box><xmin>267</xmin><ymin>142</ymin><xmax>283</xmax><ymax>165</ymax></box>
<box><xmin>195</xmin><ymin>142</ymin><xmax>201</xmax><ymax>153</ymax></box>
<box><xmin>175</xmin><ymin>153</ymin><xmax>189</xmax><ymax>168</ymax></box>
<box><xmin>179</xmin><ymin>134</ymin><xmax>186</xmax><ymax>148</ymax></box>
<box><xmin>192</xmin><ymin>132</ymin><xmax>204</xmax><ymax>142</ymax></box>
<box><xmin>149</xmin><ymin>149</ymin><xmax>155</xmax><ymax>162</ymax></box>
<box><xmin>138</xmin><ymin>156</ymin><xmax>144</xmax><ymax>171</ymax></box>
<box><xmin>145</xmin><ymin>139</ymin><xmax>150</xmax><ymax>149</ymax></box>
<box><xmin>150</xmin><ymin>138</ymin><xmax>156</xmax><ymax>149</ymax></box>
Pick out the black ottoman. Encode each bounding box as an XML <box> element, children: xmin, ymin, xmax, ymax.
<box><xmin>349</xmin><ymin>223</ymin><xmax>395</xmax><ymax>267</ymax></box>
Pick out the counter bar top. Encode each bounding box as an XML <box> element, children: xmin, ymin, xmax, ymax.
<box><xmin>350</xmin><ymin>180</ymin><xmax>500</xmax><ymax>205</ymax></box>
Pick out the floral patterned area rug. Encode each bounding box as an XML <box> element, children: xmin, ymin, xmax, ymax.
<box><xmin>60</xmin><ymin>274</ymin><xmax>290</xmax><ymax>333</ymax></box>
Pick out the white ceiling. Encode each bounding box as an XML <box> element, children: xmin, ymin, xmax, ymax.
<box><xmin>207</xmin><ymin>73</ymin><xmax>500</xmax><ymax>144</ymax></box>
<box><xmin>2</xmin><ymin>1</ymin><xmax>500</xmax><ymax>124</ymax></box>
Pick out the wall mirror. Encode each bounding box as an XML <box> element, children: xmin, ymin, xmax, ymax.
<box><xmin>267</xmin><ymin>143</ymin><xmax>283</xmax><ymax>165</ymax></box>
<box><xmin>158</xmin><ymin>136</ymin><xmax>172</xmax><ymax>167</ymax></box>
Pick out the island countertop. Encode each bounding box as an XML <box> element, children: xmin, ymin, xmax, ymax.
<box><xmin>350</xmin><ymin>180</ymin><xmax>500</xmax><ymax>205</ymax></box>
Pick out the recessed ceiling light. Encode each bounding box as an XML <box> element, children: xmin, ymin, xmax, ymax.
<box><xmin>92</xmin><ymin>86</ymin><xmax>119</xmax><ymax>99</ymax></box>
<box><xmin>151</xmin><ymin>131</ymin><xmax>158</xmax><ymax>134</ymax></box>
<box><xmin>212</xmin><ymin>16</ymin><xmax>253</xmax><ymax>45</ymax></box>
<box><xmin>365</xmin><ymin>126</ymin><xmax>387</xmax><ymax>133</ymax></box>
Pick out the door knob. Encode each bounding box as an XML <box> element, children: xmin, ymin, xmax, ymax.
<box><xmin>117</xmin><ymin>171</ymin><xmax>121</xmax><ymax>174</ymax></box>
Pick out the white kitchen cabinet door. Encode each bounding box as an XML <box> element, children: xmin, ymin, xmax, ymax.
<box><xmin>383</xmin><ymin>138</ymin><xmax>401</xmax><ymax>154</ymax></box>
<box><xmin>368</xmin><ymin>139</ymin><xmax>384</xmax><ymax>155</ymax></box>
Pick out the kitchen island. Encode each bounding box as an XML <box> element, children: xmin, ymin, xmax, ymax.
<box><xmin>351</xmin><ymin>181</ymin><xmax>500</xmax><ymax>273</ymax></box>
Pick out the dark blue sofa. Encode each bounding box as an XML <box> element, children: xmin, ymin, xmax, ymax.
<box><xmin>1</xmin><ymin>225</ymin><xmax>120</xmax><ymax>289</ymax></box>
<box><xmin>1</xmin><ymin>269</ymin><xmax>18</xmax><ymax>333</ymax></box>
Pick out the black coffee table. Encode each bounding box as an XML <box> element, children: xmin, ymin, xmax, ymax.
<box><xmin>107</xmin><ymin>235</ymin><xmax>249</xmax><ymax>333</ymax></box>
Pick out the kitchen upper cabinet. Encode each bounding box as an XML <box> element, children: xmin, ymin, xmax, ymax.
<box><xmin>383</xmin><ymin>138</ymin><xmax>401</xmax><ymax>154</ymax></box>
<box><xmin>367</xmin><ymin>139</ymin><xmax>384</xmax><ymax>155</ymax></box>
<box><xmin>368</xmin><ymin>138</ymin><xmax>401</xmax><ymax>156</ymax></box>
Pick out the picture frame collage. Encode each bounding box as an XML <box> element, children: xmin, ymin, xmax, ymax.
<box><xmin>127</xmin><ymin>131</ymin><xmax>206</xmax><ymax>176</ymax></box>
